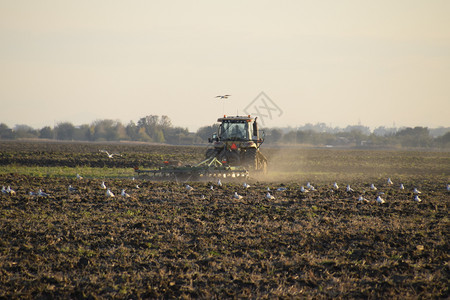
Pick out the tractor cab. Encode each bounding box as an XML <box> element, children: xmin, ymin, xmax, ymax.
<box><xmin>207</xmin><ymin>115</ymin><xmax>267</xmax><ymax>172</ymax></box>
<box><xmin>210</xmin><ymin>115</ymin><xmax>263</xmax><ymax>143</ymax></box>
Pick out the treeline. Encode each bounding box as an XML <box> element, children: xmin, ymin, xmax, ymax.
<box><xmin>0</xmin><ymin>117</ymin><xmax>449</xmax><ymax>149</ymax></box>
<box><xmin>264</xmin><ymin>125</ymin><xmax>450</xmax><ymax>149</ymax></box>
<box><xmin>0</xmin><ymin>115</ymin><xmax>202</xmax><ymax>144</ymax></box>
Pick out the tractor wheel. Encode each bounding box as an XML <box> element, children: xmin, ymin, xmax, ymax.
<box><xmin>245</xmin><ymin>148</ymin><xmax>258</xmax><ymax>170</ymax></box>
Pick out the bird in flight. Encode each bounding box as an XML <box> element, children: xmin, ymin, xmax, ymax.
<box><xmin>99</xmin><ymin>150</ymin><xmax>122</xmax><ymax>159</ymax></box>
<box><xmin>215</xmin><ymin>95</ymin><xmax>231</xmax><ymax>99</ymax></box>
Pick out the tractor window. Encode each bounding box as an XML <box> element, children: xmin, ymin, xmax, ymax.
<box><xmin>220</xmin><ymin>122</ymin><xmax>249</xmax><ymax>140</ymax></box>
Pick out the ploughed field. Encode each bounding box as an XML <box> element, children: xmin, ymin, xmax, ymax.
<box><xmin>0</xmin><ymin>141</ymin><xmax>449</xmax><ymax>298</ymax></box>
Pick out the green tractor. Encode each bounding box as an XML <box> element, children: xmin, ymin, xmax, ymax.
<box><xmin>206</xmin><ymin>115</ymin><xmax>268</xmax><ymax>173</ymax></box>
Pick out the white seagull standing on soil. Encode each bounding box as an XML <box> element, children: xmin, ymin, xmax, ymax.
<box><xmin>413</xmin><ymin>188</ymin><xmax>421</xmax><ymax>194</ymax></box>
<box><xmin>399</xmin><ymin>183</ymin><xmax>405</xmax><ymax>190</ymax></box>
<box><xmin>121</xmin><ymin>189</ymin><xmax>131</xmax><ymax>198</ymax></box>
<box><xmin>370</xmin><ymin>183</ymin><xmax>377</xmax><ymax>191</ymax></box>
<box><xmin>333</xmin><ymin>182</ymin><xmax>339</xmax><ymax>190</ymax></box>
<box><xmin>217</xmin><ymin>179</ymin><xmax>222</xmax><ymax>187</ymax></box>
<box><xmin>358</xmin><ymin>195</ymin><xmax>369</xmax><ymax>203</ymax></box>
<box><xmin>7</xmin><ymin>186</ymin><xmax>15</xmax><ymax>195</ymax></box>
<box><xmin>266</xmin><ymin>192</ymin><xmax>275</xmax><ymax>200</ymax></box>
<box><xmin>186</xmin><ymin>185</ymin><xmax>194</xmax><ymax>192</ymax></box>
<box><xmin>414</xmin><ymin>195</ymin><xmax>421</xmax><ymax>202</ymax></box>
<box><xmin>68</xmin><ymin>185</ymin><xmax>78</xmax><ymax>192</ymax></box>
<box><xmin>447</xmin><ymin>184</ymin><xmax>450</xmax><ymax>191</ymax></box>
<box><xmin>101</xmin><ymin>181</ymin><xmax>107</xmax><ymax>189</ymax></box>
<box><xmin>376</xmin><ymin>195</ymin><xmax>385</xmax><ymax>204</ymax></box>
<box><xmin>300</xmin><ymin>186</ymin><xmax>308</xmax><ymax>193</ymax></box>
<box><xmin>106</xmin><ymin>189</ymin><xmax>115</xmax><ymax>198</ymax></box>
<box><xmin>387</xmin><ymin>178</ymin><xmax>393</xmax><ymax>185</ymax></box>
<box><xmin>233</xmin><ymin>192</ymin><xmax>243</xmax><ymax>200</ymax></box>
<box><xmin>38</xmin><ymin>189</ymin><xmax>49</xmax><ymax>197</ymax></box>
<box><xmin>76</xmin><ymin>174</ymin><xmax>83</xmax><ymax>180</ymax></box>
<box><xmin>346</xmin><ymin>185</ymin><xmax>354</xmax><ymax>192</ymax></box>
<box><xmin>243</xmin><ymin>182</ymin><xmax>250</xmax><ymax>189</ymax></box>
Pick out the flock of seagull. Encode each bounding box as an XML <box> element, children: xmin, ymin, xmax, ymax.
<box><xmin>2</xmin><ymin>175</ymin><xmax>449</xmax><ymax>204</ymax></box>
<box><xmin>181</xmin><ymin>177</ymin><xmax>447</xmax><ymax>204</ymax></box>
<box><xmin>3</xmin><ymin>147</ymin><xmax>448</xmax><ymax>203</ymax></box>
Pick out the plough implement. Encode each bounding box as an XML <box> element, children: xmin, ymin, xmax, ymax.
<box><xmin>135</xmin><ymin>156</ymin><xmax>249</xmax><ymax>181</ymax></box>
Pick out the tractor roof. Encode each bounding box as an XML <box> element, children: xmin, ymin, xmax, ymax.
<box><xmin>217</xmin><ymin>115</ymin><xmax>254</xmax><ymax>122</ymax></box>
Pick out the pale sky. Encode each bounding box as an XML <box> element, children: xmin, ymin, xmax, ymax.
<box><xmin>1</xmin><ymin>0</ymin><xmax>449</xmax><ymax>131</ymax></box>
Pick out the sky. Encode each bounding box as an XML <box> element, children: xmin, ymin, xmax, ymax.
<box><xmin>0</xmin><ymin>0</ymin><xmax>449</xmax><ymax>132</ymax></box>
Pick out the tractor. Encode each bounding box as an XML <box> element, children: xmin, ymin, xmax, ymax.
<box><xmin>135</xmin><ymin>115</ymin><xmax>267</xmax><ymax>181</ymax></box>
<box><xmin>206</xmin><ymin>115</ymin><xmax>267</xmax><ymax>173</ymax></box>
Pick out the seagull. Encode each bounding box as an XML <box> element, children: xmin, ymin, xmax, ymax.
<box><xmin>215</xmin><ymin>95</ymin><xmax>231</xmax><ymax>99</ymax></box>
<box><xmin>135</xmin><ymin>184</ymin><xmax>140</xmax><ymax>189</ymax></box>
<box><xmin>370</xmin><ymin>183</ymin><xmax>377</xmax><ymax>191</ymax></box>
<box><xmin>6</xmin><ymin>186</ymin><xmax>15</xmax><ymax>195</ymax></box>
<box><xmin>333</xmin><ymin>182</ymin><xmax>339</xmax><ymax>190</ymax></box>
<box><xmin>300</xmin><ymin>186</ymin><xmax>309</xmax><ymax>193</ymax></box>
<box><xmin>399</xmin><ymin>183</ymin><xmax>405</xmax><ymax>190</ymax></box>
<box><xmin>210</xmin><ymin>185</ymin><xmax>214</xmax><ymax>190</ymax></box>
<box><xmin>306</xmin><ymin>182</ymin><xmax>312</xmax><ymax>189</ymax></box>
<box><xmin>266</xmin><ymin>187</ymin><xmax>271</xmax><ymax>192</ymax></box>
<box><xmin>38</xmin><ymin>189</ymin><xmax>49</xmax><ymax>197</ymax></box>
<box><xmin>413</xmin><ymin>188</ymin><xmax>421</xmax><ymax>194</ymax></box>
<box><xmin>387</xmin><ymin>178</ymin><xmax>393</xmax><ymax>185</ymax></box>
<box><xmin>99</xmin><ymin>150</ymin><xmax>122</xmax><ymax>159</ymax></box>
<box><xmin>346</xmin><ymin>185</ymin><xmax>354</xmax><ymax>192</ymax></box>
<box><xmin>100</xmin><ymin>181</ymin><xmax>107</xmax><ymax>189</ymax></box>
<box><xmin>106</xmin><ymin>189</ymin><xmax>115</xmax><ymax>198</ymax></box>
<box><xmin>186</xmin><ymin>185</ymin><xmax>194</xmax><ymax>192</ymax></box>
<box><xmin>200</xmin><ymin>195</ymin><xmax>206</xmax><ymax>200</ymax></box>
<box><xmin>308</xmin><ymin>185</ymin><xmax>316</xmax><ymax>191</ymax></box>
<box><xmin>376</xmin><ymin>195</ymin><xmax>385</xmax><ymax>204</ymax></box>
<box><xmin>29</xmin><ymin>191</ymin><xmax>38</xmax><ymax>196</ymax></box>
<box><xmin>277</xmin><ymin>187</ymin><xmax>287</xmax><ymax>191</ymax></box>
<box><xmin>358</xmin><ymin>195</ymin><xmax>369</xmax><ymax>202</ymax></box>
<box><xmin>76</xmin><ymin>174</ymin><xmax>83</xmax><ymax>180</ymax></box>
<box><xmin>447</xmin><ymin>184</ymin><xmax>450</xmax><ymax>191</ymax></box>
<box><xmin>243</xmin><ymin>182</ymin><xmax>250</xmax><ymax>189</ymax></box>
<box><xmin>265</xmin><ymin>192</ymin><xmax>275</xmax><ymax>200</ymax></box>
<box><xmin>233</xmin><ymin>192</ymin><xmax>243</xmax><ymax>200</ymax></box>
<box><xmin>121</xmin><ymin>189</ymin><xmax>130</xmax><ymax>198</ymax></box>
<box><xmin>414</xmin><ymin>195</ymin><xmax>421</xmax><ymax>202</ymax></box>
<box><xmin>68</xmin><ymin>185</ymin><xmax>78</xmax><ymax>192</ymax></box>
<box><xmin>217</xmin><ymin>179</ymin><xmax>222</xmax><ymax>187</ymax></box>
<box><xmin>1</xmin><ymin>186</ymin><xmax>7</xmax><ymax>193</ymax></box>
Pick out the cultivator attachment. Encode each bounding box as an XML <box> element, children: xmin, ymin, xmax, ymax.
<box><xmin>135</xmin><ymin>157</ymin><xmax>249</xmax><ymax>182</ymax></box>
